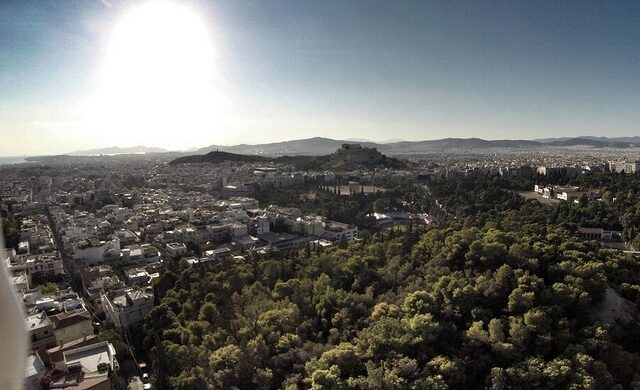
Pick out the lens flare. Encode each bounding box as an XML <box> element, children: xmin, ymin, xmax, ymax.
<box><xmin>87</xmin><ymin>1</ymin><xmax>226</xmax><ymax>150</ymax></box>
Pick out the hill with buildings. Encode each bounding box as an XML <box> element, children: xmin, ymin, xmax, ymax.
<box><xmin>194</xmin><ymin>137</ymin><xmax>379</xmax><ymax>156</ymax></box>
<box><xmin>170</xmin><ymin>144</ymin><xmax>407</xmax><ymax>170</ymax></box>
<box><xmin>323</xmin><ymin>143</ymin><xmax>407</xmax><ymax>169</ymax></box>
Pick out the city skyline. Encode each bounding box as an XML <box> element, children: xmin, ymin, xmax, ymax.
<box><xmin>4</xmin><ymin>3</ymin><xmax>640</xmax><ymax>387</ymax></box>
<box><xmin>3</xmin><ymin>0</ymin><xmax>640</xmax><ymax>156</ymax></box>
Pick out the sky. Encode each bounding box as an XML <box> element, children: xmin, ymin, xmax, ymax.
<box><xmin>2</xmin><ymin>0</ymin><xmax>640</xmax><ymax>156</ymax></box>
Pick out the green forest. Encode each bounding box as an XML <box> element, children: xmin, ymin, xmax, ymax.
<box><xmin>144</xmin><ymin>175</ymin><xmax>640</xmax><ymax>389</ymax></box>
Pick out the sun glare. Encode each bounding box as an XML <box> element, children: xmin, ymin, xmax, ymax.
<box><xmin>87</xmin><ymin>1</ymin><xmax>225</xmax><ymax>149</ymax></box>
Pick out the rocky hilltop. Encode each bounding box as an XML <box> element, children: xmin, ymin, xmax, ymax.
<box><xmin>324</xmin><ymin>143</ymin><xmax>404</xmax><ymax>169</ymax></box>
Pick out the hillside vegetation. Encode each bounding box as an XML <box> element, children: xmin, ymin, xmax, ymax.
<box><xmin>144</xmin><ymin>176</ymin><xmax>640</xmax><ymax>389</ymax></box>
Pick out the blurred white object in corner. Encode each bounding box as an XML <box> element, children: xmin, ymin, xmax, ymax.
<box><xmin>0</xmin><ymin>219</ymin><xmax>27</xmax><ymax>390</ymax></box>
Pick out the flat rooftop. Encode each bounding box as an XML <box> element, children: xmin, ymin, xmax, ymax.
<box><xmin>64</xmin><ymin>341</ymin><xmax>113</xmax><ymax>373</ymax></box>
<box><xmin>26</xmin><ymin>312</ymin><xmax>51</xmax><ymax>330</ymax></box>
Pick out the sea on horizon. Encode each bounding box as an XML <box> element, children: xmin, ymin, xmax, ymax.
<box><xmin>0</xmin><ymin>156</ymin><xmax>29</xmax><ymax>165</ymax></box>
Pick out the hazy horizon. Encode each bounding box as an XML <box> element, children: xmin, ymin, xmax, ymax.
<box><xmin>6</xmin><ymin>133</ymin><xmax>640</xmax><ymax>158</ymax></box>
<box><xmin>3</xmin><ymin>0</ymin><xmax>640</xmax><ymax>155</ymax></box>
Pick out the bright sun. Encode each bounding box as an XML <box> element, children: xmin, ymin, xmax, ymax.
<box><xmin>87</xmin><ymin>1</ymin><xmax>225</xmax><ymax>149</ymax></box>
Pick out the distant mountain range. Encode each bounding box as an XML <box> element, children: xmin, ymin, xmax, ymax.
<box><xmin>534</xmin><ymin>136</ymin><xmax>640</xmax><ymax>144</ymax></box>
<box><xmin>190</xmin><ymin>136</ymin><xmax>640</xmax><ymax>156</ymax></box>
<box><xmin>64</xmin><ymin>136</ymin><xmax>640</xmax><ymax>159</ymax></box>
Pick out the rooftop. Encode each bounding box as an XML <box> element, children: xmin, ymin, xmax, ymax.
<box><xmin>25</xmin><ymin>353</ymin><xmax>45</xmax><ymax>379</ymax></box>
<box><xmin>49</xmin><ymin>310</ymin><xmax>91</xmax><ymax>330</ymax></box>
<box><xmin>64</xmin><ymin>341</ymin><xmax>115</xmax><ymax>373</ymax></box>
<box><xmin>25</xmin><ymin>312</ymin><xmax>51</xmax><ymax>330</ymax></box>
<box><xmin>258</xmin><ymin>232</ymin><xmax>296</xmax><ymax>243</ymax></box>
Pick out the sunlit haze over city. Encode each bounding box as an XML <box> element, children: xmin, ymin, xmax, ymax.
<box><xmin>2</xmin><ymin>1</ymin><xmax>640</xmax><ymax>155</ymax></box>
<box><xmin>4</xmin><ymin>2</ymin><xmax>640</xmax><ymax>390</ymax></box>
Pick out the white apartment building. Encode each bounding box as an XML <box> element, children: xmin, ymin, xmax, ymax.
<box><xmin>7</xmin><ymin>251</ymin><xmax>65</xmax><ymax>279</ymax></box>
<box><xmin>291</xmin><ymin>217</ymin><xmax>325</xmax><ymax>237</ymax></box>
<box><xmin>166</xmin><ymin>242</ymin><xmax>187</xmax><ymax>258</ymax></box>
<box><xmin>323</xmin><ymin>221</ymin><xmax>358</xmax><ymax>241</ymax></box>
<box><xmin>26</xmin><ymin>312</ymin><xmax>56</xmax><ymax>350</ymax></box>
<box><xmin>59</xmin><ymin>341</ymin><xmax>117</xmax><ymax>389</ymax></box>
<box><xmin>101</xmin><ymin>288</ymin><xmax>153</xmax><ymax>332</ymax></box>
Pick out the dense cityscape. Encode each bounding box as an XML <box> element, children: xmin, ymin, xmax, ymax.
<box><xmin>4</xmin><ymin>1</ymin><xmax>640</xmax><ymax>389</ymax></box>
<box><xmin>2</xmin><ymin>141</ymin><xmax>640</xmax><ymax>388</ymax></box>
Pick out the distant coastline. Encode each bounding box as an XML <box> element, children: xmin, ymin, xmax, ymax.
<box><xmin>0</xmin><ymin>156</ymin><xmax>29</xmax><ymax>165</ymax></box>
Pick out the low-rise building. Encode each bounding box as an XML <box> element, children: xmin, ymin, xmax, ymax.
<box><xmin>291</xmin><ymin>217</ymin><xmax>325</xmax><ymax>237</ymax></box>
<box><xmin>124</xmin><ymin>267</ymin><xmax>151</xmax><ymax>286</ymax></box>
<box><xmin>233</xmin><ymin>234</ymin><xmax>261</xmax><ymax>250</ymax></box>
<box><xmin>23</xmin><ymin>288</ymin><xmax>83</xmax><ymax>315</ymax></box>
<box><xmin>26</xmin><ymin>312</ymin><xmax>56</xmax><ymax>350</ymax></box>
<box><xmin>41</xmin><ymin>335</ymin><xmax>101</xmax><ymax>371</ymax></box>
<box><xmin>80</xmin><ymin>266</ymin><xmax>122</xmax><ymax>304</ymax></box>
<box><xmin>50</xmin><ymin>311</ymin><xmax>93</xmax><ymax>345</ymax></box>
<box><xmin>609</xmin><ymin>160</ymin><xmax>640</xmax><ymax>174</ymax></box>
<box><xmin>48</xmin><ymin>341</ymin><xmax>117</xmax><ymax>390</ymax></box>
<box><xmin>120</xmin><ymin>244</ymin><xmax>161</xmax><ymax>264</ymax></box>
<box><xmin>249</xmin><ymin>217</ymin><xmax>270</xmax><ymax>235</ymax></box>
<box><xmin>11</xmin><ymin>271</ymin><xmax>30</xmax><ymax>292</ymax></box>
<box><xmin>101</xmin><ymin>288</ymin><xmax>153</xmax><ymax>332</ymax></box>
<box><xmin>204</xmin><ymin>247</ymin><xmax>232</xmax><ymax>261</ymax></box>
<box><xmin>554</xmin><ymin>186</ymin><xmax>583</xmax><ymax>202</ymax></box>
<box><xmin>7</xmin><ymin>251</ymin><xmax>65</xmax><ymax>280</ymax></box>
<box><xmin>323</xmin><ymin>221</ymin><xmax>358</xmax><ymax>241</ymax></box>
<box><xmin>258</xmin><ymin>232</ymin><xmax>311</xmax><ymax>252</ymax></box>
<box><xmin>72</xmin><ymin>237</ymin><xmax>121</xmax><ymax>266</ymax></box>
<box><xmin>166</xmin><ymin>242</ymin><xmax>187</xmax><ymax>258</ymax></box>
<box><xmin>24</xmin><ymin>353</ymin><xmax>46</xmax><ymax>390</ymax></box>
<box><xmin>578</xmin><ymin>227</ymin><xmax>604</xmax><ymax>240</ymax></box>
<box><xmin>308</xmin><ymin>239</ymin><xmax>333</xmax><ymax>251</ymax></box>
<box><xmin>63</xmin><ymin>341</ymin><xmax>117</xmax><ymax>373</ymax></box>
